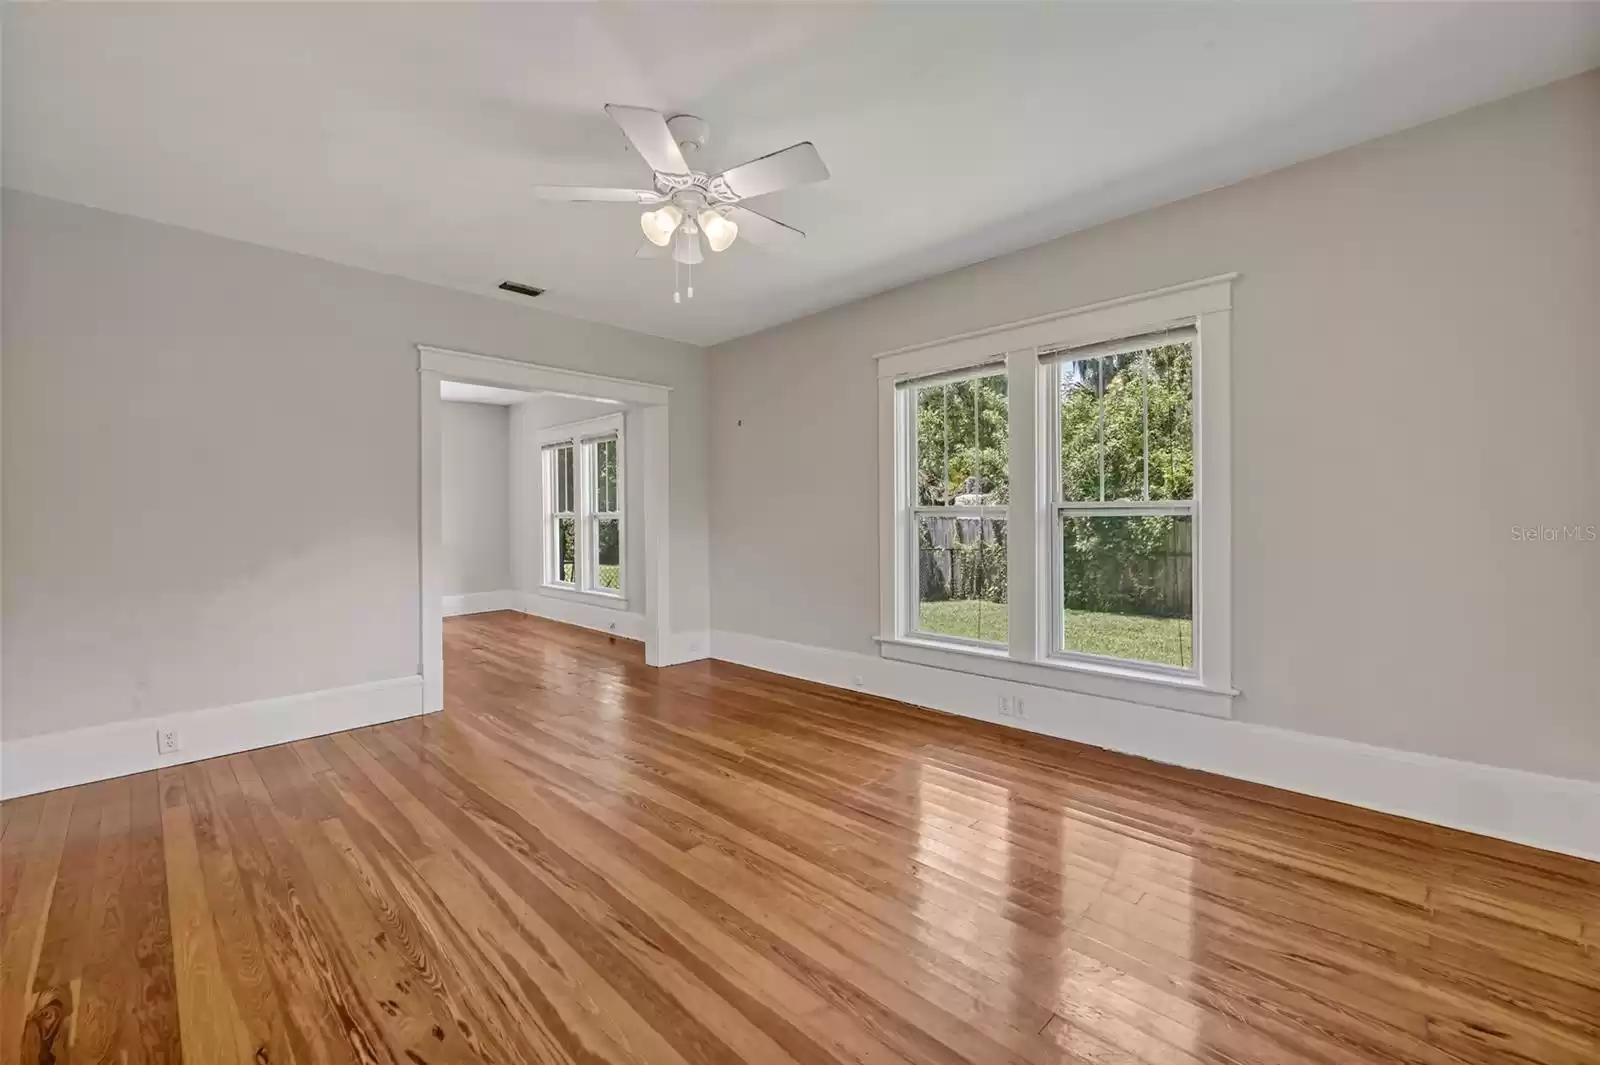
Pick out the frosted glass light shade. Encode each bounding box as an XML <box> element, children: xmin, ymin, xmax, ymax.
<box><xmin>699</xmin><ymin>210</ymin><xmax>738</xmax><ymax>252</ymax></box>
<box><xmin>640</xmin><ymin>204</ymin><xmax>683</xmax><ymax>247</ymax></box>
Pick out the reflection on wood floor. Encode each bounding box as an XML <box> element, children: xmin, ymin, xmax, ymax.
<box><xmin>2</xmin><ymin>610</ymin><xmax>1597</xmax><ymax>1064</ymax></box>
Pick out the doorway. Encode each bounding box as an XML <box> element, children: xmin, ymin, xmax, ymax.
<box><xmin>418</xmin><ymin>345</ymin><xmax>673</xmax><ymax>713</ymax></box>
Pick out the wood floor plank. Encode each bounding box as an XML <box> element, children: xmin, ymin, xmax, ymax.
<box><xmin>1</xmin><ymin>610</ymin><xmax>1596</xmax><ymax>1065</ymax></box>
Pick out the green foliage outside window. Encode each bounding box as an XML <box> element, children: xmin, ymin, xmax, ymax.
<box><xmin>1059</xmin><ymin>344</ymin><xmax>1193</xmax><ymax>619</ymax></box>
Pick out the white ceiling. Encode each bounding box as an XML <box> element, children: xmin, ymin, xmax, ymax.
<box><xmin>440</xmin><ymin>381</ymin><xmax>536</xmax><ymax>406</ymax></box>
<box><xmin>6</xmin><ymin>4</ymin><xmax>1598</xmax><ymax>346</ymax></box>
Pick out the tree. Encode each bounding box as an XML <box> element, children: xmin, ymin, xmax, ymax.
<box><xmin>1059</xmin><ymin>344</ymin><xmax>1193</xmax><ymax>617</ymax></box>
<box><xmin>915</xmin><ymin>374</ymin><xmax>1009</xmax><ymax>505</ymax></box>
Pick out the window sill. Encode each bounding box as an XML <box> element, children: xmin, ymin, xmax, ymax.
<box><xmin>537</xmin><ymin>584</ymin><xmax>630</xmax><ymax>611</ymax></box>
<box><xmin>875</xmin><ymin>635</ymin><xmax>1235</xmax><ymax>719</ymax></box>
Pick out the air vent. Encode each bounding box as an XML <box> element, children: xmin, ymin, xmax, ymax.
<box><xmin>497</xmin><ymin>281</ymin><xmax>545</xmax><ymax>299</ymax></box>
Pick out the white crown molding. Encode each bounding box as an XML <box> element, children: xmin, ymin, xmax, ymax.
<box><xmin>708</xmin><ymin>629</ymin><xmax>1600</xmax><ymax>862</ymax></box>
<box><xmin>0</xmin><ymin>675</ymin><xmax>427</xmax><ymax>801</ymax></box>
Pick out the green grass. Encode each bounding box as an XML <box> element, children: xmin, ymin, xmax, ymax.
<box><xmin>917</xmin><ymin>599</ymin><xmax>1192</xmax><ymax>668</ymax></box>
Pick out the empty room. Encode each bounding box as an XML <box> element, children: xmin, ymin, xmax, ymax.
<box><xmin>2</xmin><ymin>4</ymin><xmax>1597</xmax><ymax>1064</ymax></box>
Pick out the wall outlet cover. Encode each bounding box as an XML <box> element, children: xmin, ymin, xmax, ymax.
<box><xmin>156</xmin><ymin>727</ymin><xmax>181</xmax><ymax>754</ymax></box>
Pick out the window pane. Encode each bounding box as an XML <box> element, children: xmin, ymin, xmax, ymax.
<box><xmin>557</xmin><ymin>516</ymin><xmax>576</xmax><ymax>583</ymax></box>
<box><xmin>556</xmin><ymin>445</ymin><xmax>575</xmax><ymax>513</ymax></box>
<box><xmin>914</xmin><ymin>371</ymin><xmax>1008</xmax><ymax>507</ymax></box>
<box><xmin>594</xmin><ymin>438</ymin><xmax>618</xmax><ymax>514</ymax></box>
<box><xmin>596</xmin><ymin>518</ymin><xmax>621</xmax><ymax>590</ymax></box>
<box><xmin>1059</xmin><ymin>342</ymin><xmax>1192</xmax><ymax>503</ymax></box>
<box><xmin>916</xmin><ymin>514</ymin><xmax>1007</xmax><ymax>644</ymax></box>
<box><xmin>1061</xmin><ymin>514</ymin><xmax>1192</xmax><ymax>668</ymax></box>
<box><xmin>1144</xmin><ymin>343</ymin><xmax>1193</xmax><ymax>501</ymax></box>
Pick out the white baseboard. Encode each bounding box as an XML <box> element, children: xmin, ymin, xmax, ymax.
<box><xmin>660</xmin><ymin>629</ymin><xmax>711</xmax><ymax>666</ymax></box>
<box><xmin>517</xmin><ymin>590</ymin><xmax>647</xmax><ymax>641</ymax></box>
<box><xmin>709</xmin><ymin>630</ymin><xmax>1600</xmax><ymax>862</ymax></box>
<box><xmin>442</xmin><ymin>589</ymin><xmax>518</xmax><ymax>617</ymax></box>
<box><xmin>0</xmin><ymin>675</ymin><xmax>427</xmax><ymax>800</ymax></box>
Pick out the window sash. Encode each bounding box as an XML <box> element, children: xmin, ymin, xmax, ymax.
<box><xmin>908</xmin><ymin>368</ymin><xmax>1009</xmax><ymax>509</ymax></box>
<box><xmin>588</xmin><ymin>514</ymin><xmax>624</xmax><ymax>595</ymax></box>
<box><xmin>589</xmin><ymin>434</ymin><xmax>621</xmax><ymax>516</ymax></box>
<box><xmin>1048</xmin><ymin>508</ymin><xmax>1197</xmax><ymax>678</ymax></box>
<box><xmin>908</xmin><ymin>509</ymin><xmax>1010</xmax><ymax>648</ymax></box>
<box><xmin>543</xmin><ymin>443</ymin><xmax>576</xmax><ymax>515</ymax></box>
<box><xmin>1050</xmin><ymin>344</ymin><xmax>1194</xmax><ymax>508</ymax></box>
<box><xmin>549</xmin><ymin>515</ymin><xmax>576</xmax><ymax>587</ymax></box>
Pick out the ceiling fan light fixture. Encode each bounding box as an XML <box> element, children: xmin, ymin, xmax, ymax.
<box><xmin>672</xmin><ymin>227</ymin><xmax>704</xmax><ymax>265</ymax></box>
<box><xmin>699</xmin><ymin>209</ymin><xmax>738</xmax><ymax>252</ymax></box>
<box><xmin>640</xmin><ymin>203</ymin><xmax>683</xmax><ymax>247</ymax></box>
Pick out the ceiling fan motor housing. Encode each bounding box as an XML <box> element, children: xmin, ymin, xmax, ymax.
<box><xmin>665</xmin><ymin>114</ymin><xmax>711</xmax><ymax>154</ymax></box>
<box><xmin>655</xmin><ymin>171</ymin><xmax>739</xmax><ymax>210</ymax></box>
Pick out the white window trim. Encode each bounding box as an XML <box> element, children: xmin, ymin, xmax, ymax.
<box><xmin>876</xmin><ymin>274</ymin><xmax>1236</xmax><ymax>718</ymax></box>
<box><xmin>537</xmin><ymin>412</ymin><xmax>627</xmax><ymax>607</ymax></box>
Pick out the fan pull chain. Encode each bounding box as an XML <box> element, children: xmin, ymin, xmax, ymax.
<box><xmin>674</xmin><ymin>258</ymin><xmax>680</xmax><ymax>304</ymax></box>
<box><xmin>687</xmin><ymin>261</ymin><xmax>694</xmax><ymax>300</ymax></box>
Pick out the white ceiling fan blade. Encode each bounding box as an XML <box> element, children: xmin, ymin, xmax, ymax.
<box><xmin>635</xmin><ymin>239</ymin><xmax>668</xmax><ymax>259</ymax></box>
<box><xmin>604</xmin><ymin>104</ymin><xmax>689</xmax><ymax>176</ymax></box>
<box><xmin>715</xmin><ymin>143</ymin><xmax>829</xmax><ymax>200</ymax></box>
<box><xmin>725</xmin><ymin>206</ymin><xmax>805</xmax><ymax>248</ymax></box>
<box><xmin>531</xmin><ymin>185</ymin><xmax>663</xmax><ymax>203</ymax></box>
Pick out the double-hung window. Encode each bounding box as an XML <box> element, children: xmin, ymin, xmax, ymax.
<box><xmin>545</xmin><ymin>442</ymin><xmax>577</xmax><ymax>586</ymax></box>
<box><xmin>541</xmin><ymin>414</ymin><xmax>625</xmax><ymax>600</ymax></box>
<box><xmin>880</xmin><ymin>276</ymin><xmax>1234</xmax><ymax>717</ymax></box>
<box><xmin>589</xmin><ymin>433</ymin><xmax>623</xmax><ymax>593</ymax></box>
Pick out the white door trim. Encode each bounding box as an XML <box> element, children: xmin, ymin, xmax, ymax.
<box><xmin>418</xmin><ymin>345</ymin><xmax>674</xmax><ymax>710</ymax></box>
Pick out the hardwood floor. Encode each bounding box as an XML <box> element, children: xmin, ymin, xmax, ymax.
<box><xmin>2</xmin><ymin>612</ymin><xmax>1596</xmax><ymax>1065</ymax></box>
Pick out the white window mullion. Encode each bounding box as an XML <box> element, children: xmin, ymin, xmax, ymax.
<box><xmin>1006</xmin><ymin>348</ymin><xmax>1038</xmax><ymax>663</ymax></box>
<box><xmin>577</xmin><ymin>440</ymin><xmax>594</xmax><ymax>591</ymax></box>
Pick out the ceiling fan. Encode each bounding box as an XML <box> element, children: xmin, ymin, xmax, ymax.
<box><xmin>533</xmin><ymin>105</ymin><xmax>830</xmax><ymax>302</ymax></box>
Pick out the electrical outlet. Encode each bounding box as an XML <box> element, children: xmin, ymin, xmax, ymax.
<box><xmin>996</xmin><ymin>694</ymin><xmax>1026</xmax><ymax>720</ymax></box>
<box><xmin>850</xmin><ymin>674</ymin><xmax>866</xmax><ymax>689</ymax></box>
<box><xmin>156</xmin><ymin>727</ymin><xmax>181</xmax><ymax>755</ymax></box>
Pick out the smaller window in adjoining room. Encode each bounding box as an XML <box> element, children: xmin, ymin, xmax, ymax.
<box><xmin>543</xmin><ymin>442</ymin><xmax>577</xmax><ymax>586</ymax></box>
<box><xmin>587</xmin><ymin>433</ymin><xmax>623</xmax><ymax>595</ymax></box>
<box><xmin>540</xmin><ymin>414</ymin><xmax>626</xmax><ymax>601</ymax></box>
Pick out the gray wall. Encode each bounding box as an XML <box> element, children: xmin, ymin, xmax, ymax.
<box><xmin>509</xmin><ymin>395</ymin><xmax>646</xmax><ymax>613</ymax></box>
<box><xmin>709</xmin><ymin>72</ymin><xmax>1600</xmax><ymax>781</ymax></box>
<box><xmin>1</xmin><ymin>190</ymin><xmax>709</xmax><ymax>742</ymax></box>
<box><xmin>440</xmin><ymin>401</ymin><xmax>510</xmax><ymax>597</ymax></box>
